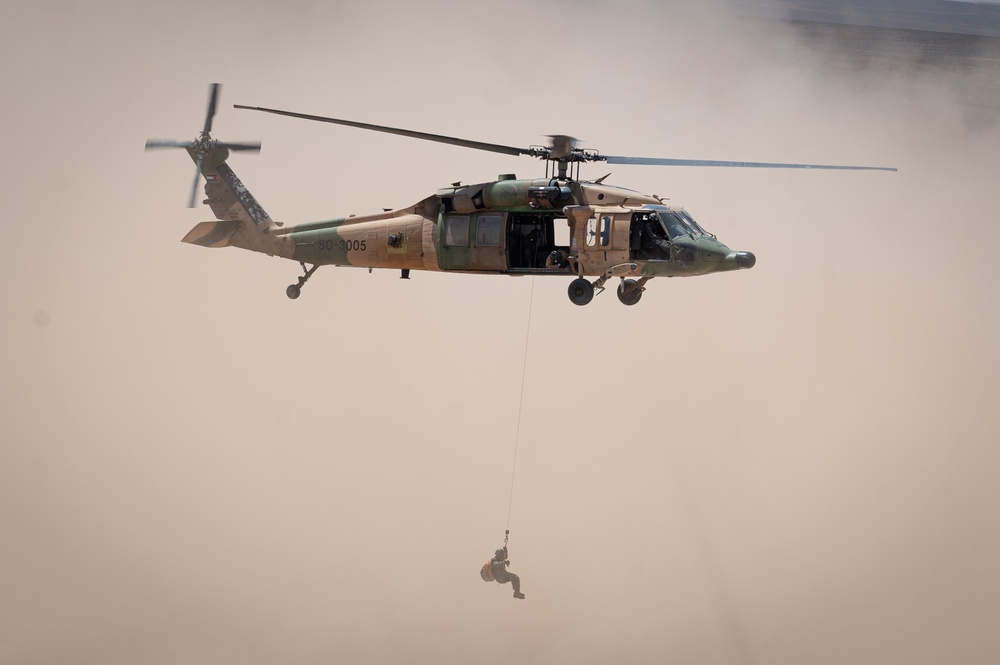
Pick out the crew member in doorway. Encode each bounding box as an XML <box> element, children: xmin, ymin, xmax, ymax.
<box><xmin>490</xmin><ymin>546</ymin><xmax>525</xmax><ymax>599</ymax></box>
<box><xmin>641</xmin><ymin>215</ymin><xmax>671</xmax><ymax>260</ymax></box>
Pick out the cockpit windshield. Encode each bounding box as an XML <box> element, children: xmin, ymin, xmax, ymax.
<box><xmin>677</xmin><ymin>209</ymin><xmax>710</xmax><ymax>236</ymax></box>
<box><xmin>658</xmin><ymin>211</ymin><xmax>697</xmax><ymax>239</ymax></box>
<box><xmin>655</xmin><ymin>210</ymin><xmax>711</xmax><ymax>238</ymax></box>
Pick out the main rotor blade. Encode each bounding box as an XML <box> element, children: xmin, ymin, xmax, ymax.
<box><xmin>204</xmin><ymin>83</ymin><xmax>220</xmax><ymax>134</ymax></box>
<box><xmin>235</xmin><ymin>104</ymin><xmax>531</xmax><ymax>158</ymax></box>
<box><xmin>604</xmin><ymin>155</ymin><xmax>897</xmax><ymax>172</ymax></box>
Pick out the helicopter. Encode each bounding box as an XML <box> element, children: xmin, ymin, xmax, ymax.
<box><xmin>146</xmin><ymin>84</ymin><xmax>896</xmax><ymax>306</ymax></box>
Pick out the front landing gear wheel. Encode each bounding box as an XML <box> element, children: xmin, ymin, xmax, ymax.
<box><xmin>617</xmin><ymin>279</ymin><xmax>642</xmax><ymax>306</ymax></box>
<box><xmin>286</xmin><ymin>284</ymin><xmax>301</xmax><ymax>300</ymax></box>
<box><xmin>568</xmin><ymin>278</ymin><xmax>595</xmax><ymax>306</ymax></box>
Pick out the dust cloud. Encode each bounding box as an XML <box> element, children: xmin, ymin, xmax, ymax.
<box><xmin>1</xmin><ymin>1</ymin><xmax>998</xmax><ymax>664</ymax></box>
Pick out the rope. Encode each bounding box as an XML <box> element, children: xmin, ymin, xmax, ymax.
<box><xmin>505</xmin><ymin>277</ymin><xmax>535</xmax><ymax>533</ymax></box>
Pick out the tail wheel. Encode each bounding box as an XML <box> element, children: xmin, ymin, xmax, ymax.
<box><xmin>617</xmin><ymin>279</ymin><xmax>643</xmax><ymax>306</ymax></box>
<box><xmin>567</xmin><ymin>278</ymin><xmax>595</xmax><ymax>306</ymax></box>
<box><xmin>286</xmin><ymin>284</ymin><xmax>301</xmax><ymax>299</ymax></box>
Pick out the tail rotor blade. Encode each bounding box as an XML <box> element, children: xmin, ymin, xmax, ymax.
<box><xmin>145</xmin><ymin>139</ymin><xmax>193</xmax><ymax>151</ymax></box>
<box><xmin>203</xmin><ymin>83</ymin><xmax>220</xmax><ymax>134</ymax></box>
<box><xmin>188</xmin><ymin>155</ymin><xmax>205</xmax><ymax>208</ymax></box>
<box><xmin>217</xmin><ymin>141</ymin><xmax>262</xmax><ymax>152</ymax></box>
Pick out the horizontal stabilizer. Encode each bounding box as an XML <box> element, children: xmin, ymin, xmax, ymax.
<box><xmin>182</xmin><ymin>220</ymin><xmax>241</xmax><ymax>247</ymax></box>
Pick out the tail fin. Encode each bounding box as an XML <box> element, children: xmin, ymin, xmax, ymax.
<box><xmin>201</xmin><ymin>160</ymin><xmax>278</xmax><ymax>232</ymax></box>
<box><xmin>183</xmin><ymin>153</ymin><xmax>288</xmax><ymax>257</ymax></box>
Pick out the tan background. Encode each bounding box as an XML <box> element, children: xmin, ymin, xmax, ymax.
<box><xmin>1</xmin><ymin>1</ymin><xmax>998</xmax><ymax>664</ymax></box>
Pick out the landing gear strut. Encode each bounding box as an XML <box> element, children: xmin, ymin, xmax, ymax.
<box><xmin>567</xmin><ymin>268</ymin><xmax>648</xmax><ymax>306</ymax></box>
<box><xmin>286</xmin><ymin>262</ymin><xmax>319</xmax><ymax>299</ymax></box>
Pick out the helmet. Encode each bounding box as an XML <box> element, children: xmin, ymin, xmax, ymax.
<box><xmin>495</xmin><ymin>549</ymin><xmax>505</xmax><ymax>560</ymax></box>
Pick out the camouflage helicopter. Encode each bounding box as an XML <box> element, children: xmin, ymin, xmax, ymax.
<box><xmin>147</xmin><ymin>84</ymin><xmax>895</xmax><ymax>306</ymax></box>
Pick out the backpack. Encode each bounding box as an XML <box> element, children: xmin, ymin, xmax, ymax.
<box><xmin>480</xmin><ymin>560</ymin><xmax>494</xmax><ymax>582</ymax></box>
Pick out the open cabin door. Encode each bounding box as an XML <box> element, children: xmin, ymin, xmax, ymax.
<box><xmin>506</xmin><ymin>212</ymin><xmax>573</xmax><ymax>273</ymax></box>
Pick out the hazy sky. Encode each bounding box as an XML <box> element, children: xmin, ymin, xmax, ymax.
<box><xmin>1</xmin><ymin>1</ymin><xmax>998</xmax><ymax>664</ymax></box>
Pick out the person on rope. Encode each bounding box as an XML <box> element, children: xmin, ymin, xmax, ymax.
<box><xmin>481</xmin><ymin>534</ymin><xmax>525</xmax><ymax>599</ymax></box>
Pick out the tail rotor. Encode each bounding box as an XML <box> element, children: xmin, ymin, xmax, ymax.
<box><xmin>145</xmin><ymin>83</ymin><xmax>261</xmax><ymax>207</ymax></box>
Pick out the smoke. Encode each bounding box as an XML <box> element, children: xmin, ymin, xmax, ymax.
<box><xmin>1</xmin><ymin>1</ymin><xmax>998</xmax><ymax>664</ymax></box>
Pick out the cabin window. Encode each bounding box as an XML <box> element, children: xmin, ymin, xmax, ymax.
<box><xmin>600</xmin><ymin>215</ymin><xmax>611</xmax><ymax>246</ymax></box>
<box><xmin>476</xmin><ymin>215</ymin><xmax>501</xmax><ymax>247</ymax></box>
<box><xmin>586</xmin><ymin>215</ymin><xmax>613</xmax><ymax>248</ymax></box>
<box><xmin>444</xmin><ymin>215</ymin><xmax>470</xmax><ymax>247</ymax></box>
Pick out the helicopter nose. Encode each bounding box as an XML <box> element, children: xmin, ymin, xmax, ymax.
<box><xmin>735</xmin><ymin>251</ymin><xmax>756</xmax><ymax>269</ymax></box>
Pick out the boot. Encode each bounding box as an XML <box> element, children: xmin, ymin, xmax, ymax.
<box><xmin>513</xmin><ymin>591</ymin><xmax>525</xmax><ymax>599</ymax></box>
